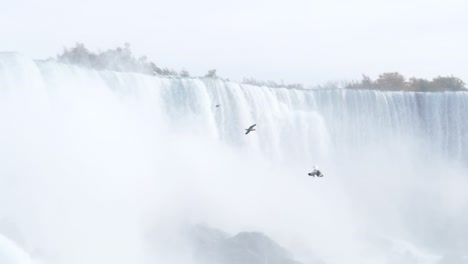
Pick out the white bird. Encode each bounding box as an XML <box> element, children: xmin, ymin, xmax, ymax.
<box><xmin>308</xmin><ymin>166</ymin><xmax>323</xmax><ymax>177</ymax></box>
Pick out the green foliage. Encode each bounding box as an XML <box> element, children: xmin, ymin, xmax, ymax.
<box><xmin>55</xmin><ymin>44</ymin><xmax>466</xmax><ymax>92</ymax></box>
<box><xmin>431</xmin><ymin>76</ymin><xmax>465</xmax><ymax>91</ymax></box>
<box><xmin>180</xmin><ymin>69</ymin><xmax>190</xmax><ymax>77</ymax></box>
<box><xmin>376</xmin><ymin>72</ymin><xmax>406</xmax><ymax>91</ymax></box>
<box><xmin>345</xmin><ymin>72</ymin><xmax>466</xmax><ymax>92</ymax></box>
<box><xmin>57</xmin><ymin>43</ymin><xmax>179</xmax><ymax>77</ymax></box>
<box><xmin>407</xmin><ymin>77</ymin><xmax>432</xmax><ymax>91</ymax></box>
<box><xmin>205</xmin><ymin>69</ymin><xmax>217</xmax><ymax>78</ymax></box>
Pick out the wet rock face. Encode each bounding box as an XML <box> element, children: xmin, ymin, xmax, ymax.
<box><xmin>190</xmin><ymin>226</ymin><xmax>302</xmax><ymax>264</ymax></box>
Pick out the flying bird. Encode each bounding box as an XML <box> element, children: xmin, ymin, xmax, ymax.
<box><xmin>216</xmin><ymin>104</ymin><xmax>221</xmax><ymax>108</ymax></box>
<box><xmin>245</xmin><ymin>124</ymin><xmax>256</xmax><ymax>135</ymax></box>
<box><xmin>308</xmin><ymin>166</ymin><xmax>323</xmax><ymax>177</ymax></box>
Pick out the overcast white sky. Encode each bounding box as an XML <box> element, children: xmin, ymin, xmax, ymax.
<box><xmin>1</xmin><ymin>0</ymin><xmax>468</xmax><ymax>85</ymax></box>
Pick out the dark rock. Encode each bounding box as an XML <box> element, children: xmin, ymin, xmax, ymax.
<box><xmin>190</xmin><ymin>226</ymin><xmax>302</xmax><ymax>264</ymax></box>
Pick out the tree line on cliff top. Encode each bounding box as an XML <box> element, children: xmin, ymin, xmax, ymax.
<box><xmin>55</xmin><ymin>43</ymin><xmax>466</xmax><ymax>91</ymax></box>
<box><xmin>345</xmin><ymin>72</ymin><xmax>465</xmax><ymax>91</ymax></box>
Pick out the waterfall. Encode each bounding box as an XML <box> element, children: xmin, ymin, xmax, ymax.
<box><xmin>0</xmin><ymin>53</ymin><xmax>467</xmax><ymax>264</ymax></box>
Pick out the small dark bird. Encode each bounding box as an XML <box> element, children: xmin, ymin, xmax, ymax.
<box><xmin>216</xmin><ymin>104</ymin><xmax>221</xmax><ymax>108</ymax></box>
<box><xmin>245</xmin><ymin>124</ymin><xmax>256</xmax><ymax>135</ymax></box>
<box><xmin>308</xmin><ymin>166</ymin><xmax>323</xmax><ymax>177</ymax></box>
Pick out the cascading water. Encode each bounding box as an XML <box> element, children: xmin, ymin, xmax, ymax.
<box><xmin>0</xmin><ymin>53</ymin><xmax>467</xmax><ymax>264</ymax></box>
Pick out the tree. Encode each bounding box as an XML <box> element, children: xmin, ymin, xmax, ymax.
<box><xmin>344</xmin><ymin>74</ymin><xmax>374</xmax><ymax>89</ymax></box>
<box><xmin>375</xmin><ymin>72</ymin><xmax>406</xmax><ymax>91</ymax></box>
<box><xmin>205</xmin><ymin>69</ymin><xmax>217</xmax><ymax>78</ymax></box>
<box><xmin>149</xmin><ymin>62</ymin><xmax>163</xmax><ymax>75</ymax></box>
<box><xmin>431</xmin><ymin>76</ymin><xmax>466</xmax><ymax>91</ymax></box>
<box><xmin>180</xmin><ymin>69</ymin><xmax>190</xmax><ymax>77</ymax></box>
<box><xmin>57</xmin><ymin>43</ymin><xmax>98</xmax><ymax>67</ymax></box>
<box><xmin>56</xmin><ymin>43</ymin><xmax>180</xmax><ymax>77</ymax></box>
<box><xmin>361</xmin><ymin>74</ymin><xmax>374</xmax><ymax>89</ymax></box>
<box><xmin>408</xmin><ymin>77</ymin><xmax>432</xmax><ymax>91</ymax></box>
<box><xmin>160</xmin><ymin>68</ymin><xmax>178</xmax><ymax>76</ymax></box>
<box><xmin>345</xmin><ymin>72</ymin><xmax>466</xmax><ymax>92</ymax></box>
